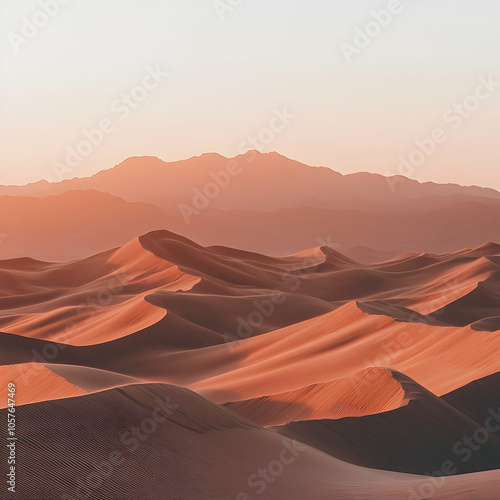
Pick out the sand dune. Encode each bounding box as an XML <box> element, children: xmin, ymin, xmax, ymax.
<box><xmin>432</xmin><ymin>276</ymin><xmax>500</xmax><ymax>328</ymax></box>
<box><xmin>2</xmin><ymin>382</ymin><xmax>500</xmax><ymax>500</ymax></box>
<box><xmin>441</xmin><ymin>372</ymin><xmax>500</xmax><ymax>429</ymax></box>
<box><xmin>225</xmin><ymin>367</ymin><xmax>408</xmax><ymax>426</ymax></box>
<box><xmin>274</xmin><ymin>371</ymin><xmax>500</xmax><ymax>475</ymax></box>
<box><xmin>0</xmin><ymin>363</ymin><xmax>86</xmax><ymax>408</ymax></box>
<box><xmin>2</xmin><ymin>231</ymin><xmax>500</xmax><ymax>396</ymax></box>
<box><xmin>189</xmin><ymin>303</ymin><xmax>500</xmax><ymax>403</ymax></box>
<box><xmin>0</xmin><ymin>236</ymin><xmax>199</xmax><ymax>345</ymax></box>
<box><xmin>2</xmin><ymin>230</ymin><xmax>500</xmax><ymax>498</ymax></box>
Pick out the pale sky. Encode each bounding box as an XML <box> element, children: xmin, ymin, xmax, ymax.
<box><xmin>1</xmin><ymin>0</ymin><xmax>499</xmax><ymax>189</ymax></box>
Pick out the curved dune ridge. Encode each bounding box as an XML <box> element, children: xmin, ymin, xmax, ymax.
<box><xmin>0</xmin><ymin>237</ymin><xmax>200</xmax><ymax>345</ymax></box>
<box><xmin>225</xmin><ymin>367</ymin><xmax>409</xmax><ymax>426</ymax></box>
<box><xmin>0</xmin><ymin>363</ymin><xmax>86</xmax><ymax>407</ymax></box>
<box><xmin>274</xmin><ymin>371</ymin><xmax>500</xmax><ymax>475</ymax></box>
<box><xmin>2</xmin><ymin>230</ymin><xmax>500</xmax><ymax>498</ymax></box>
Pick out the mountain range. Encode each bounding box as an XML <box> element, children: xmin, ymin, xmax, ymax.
<box><xmin>1</xmin><ymin>151</ymin><xmax>500</xmax><ymax>261</ymax></box>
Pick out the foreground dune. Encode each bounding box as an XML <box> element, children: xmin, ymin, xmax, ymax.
<box><xmin>2</xmin><ymin>383</ymin><xmax>500</xmax><ymax>500</ymax></box>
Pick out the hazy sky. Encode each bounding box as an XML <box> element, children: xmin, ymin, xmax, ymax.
<box><xmin>1</xmin><ymin>0</ymin><xmax>499</xmax><ymax>189</ymax></box>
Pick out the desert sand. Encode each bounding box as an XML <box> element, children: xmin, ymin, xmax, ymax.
<box><xmin>1</xmin><ymin>228</ymin><xmax>500</xmax><ymax>498</ymax></box>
